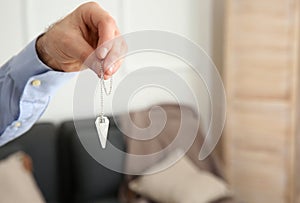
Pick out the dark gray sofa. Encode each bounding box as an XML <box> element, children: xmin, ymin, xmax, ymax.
<box><xmin>0</xmin><ymin>118</ymin><xmax>126</xmax><ymax>203</ymax></box>
<box><xmin>0</xmin><ymin>108</ymin><xmax>236</xmax><ymax>203</ymax></box>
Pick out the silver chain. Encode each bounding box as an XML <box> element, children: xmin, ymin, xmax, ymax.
<box><xmin>99</xmin><ymin>61</ymin><xmax>113</xmax><ymax>119</ymax></box>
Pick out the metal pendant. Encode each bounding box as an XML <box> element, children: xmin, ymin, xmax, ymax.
<box><xmin>95</xmin><ymin>116</ymin><xmax>110</xmax><ymax>148</ymax></box>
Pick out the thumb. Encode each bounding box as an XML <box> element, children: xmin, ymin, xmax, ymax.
<box><xmin>96</xmin><ymin>18</ymin><xmax>119</xmax><ymax>60</ymax></box>
<box><xmin>77</xmin><ymin>2</ymin><xmax>119</xmax><ymax>59</ymax></box>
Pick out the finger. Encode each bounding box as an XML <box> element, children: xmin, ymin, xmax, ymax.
<box><xmin>102</xmin><ymin>38</ymin><xmax>123</xmax><ymax>74</ymax></box>
<box><xmin>104</xmin><ymin>59</ymin><xmax>123</xmax><ymax>80</ymax></box>
<box><xmin>96</xmin><ymin>21</ymin><xmax>118</xmax><ymax>59</ymax></box>
<box><xmin>78</xmin><ymin>2</ymin><xmax>118</xmax><ymax>59</ymax></box>
<box><xmin>103</xmin><ymin>37</ymin><xmax>127</xmax><ymax>79</ymax></box>
<box><xmin>90</xmin><ymin>60</ymin><xmax>104</xmax><ymax>78</ymax></box>
<box><xmin>103</xmin><ymin>36</ymin><xmax>127</xmax><ymax>73</ymax></box>
<box><xmin>97</xmin><ymin>39</ymin><xmax>114</xmax><ymax>60</ymax></box>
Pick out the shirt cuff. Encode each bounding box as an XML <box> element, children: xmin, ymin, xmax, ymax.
<box><xmin>0</xmin><ymin>38</ymin><xmax>77</xmax><ymax>146</ymax></box>
<box><xmin>9</xmin><ymin>37</ymin><xmax>77</xmax><ymax>93</ymax></box>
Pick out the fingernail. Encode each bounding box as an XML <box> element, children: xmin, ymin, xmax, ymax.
<box><xmin>99</xmin><ymin>48</ymin><xmax>108</xmax><ymax>59</ymax></box>
<box><xmin>107</xmin><ymin>64</ymin><xmax>114</xmax><ymax>74</ymax></box>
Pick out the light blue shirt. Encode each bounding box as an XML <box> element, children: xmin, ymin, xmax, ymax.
<box><xmin>0</xmin><ymin>38</ymin><xmax>77</xmax><ymax>146</ymax></box>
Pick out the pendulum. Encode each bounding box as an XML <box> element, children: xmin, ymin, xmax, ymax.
<box><xmin>95</xmin><ymin>61</ymin><xmax>113</xmax><ymax>148</ymax></box>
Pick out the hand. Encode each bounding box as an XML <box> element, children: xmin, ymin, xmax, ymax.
<box><xmin>36</xmin><ymin>2</ymin><xmax>126</xmax><ymax>79</ymax></box>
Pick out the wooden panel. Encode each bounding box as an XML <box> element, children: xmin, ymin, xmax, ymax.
<box><xmin>224</xmin><ymin>0</ymin><xmax>300</xmax><ymax>202</ymax></box>
<box><xmin>292</xmin><ymin>0</ymin><xmax>300</xmax><ymax>202</ymax></box>
<box><xmin>230</xmin><ymin>152</ymin><xmax>286</xmax><ymax>203</ymax></box>
<box><xmin>229</xmin><ymin>101</ymin><xmax>290</xmax><ymax>151</ymax></box>
<box><xmin>225</xmin><ymin>0</ymin><xmax>294</xmax><ymax>100</ymax></box>
<box><xmin>225</xmin><ymin>101</ymin><xmax>291</xmax><ymax>202</ymax></box>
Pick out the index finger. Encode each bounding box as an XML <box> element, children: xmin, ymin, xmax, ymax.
<box><xmin>79</xmin><ymin>3</ymin><xmax>119</xmax><ymax>56</ymax></box>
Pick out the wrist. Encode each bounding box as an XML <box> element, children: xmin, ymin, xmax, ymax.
<box><xmin>36</xmin><ymin>34</ymin><xmax>61</xmax><ymax>71</ymax></box>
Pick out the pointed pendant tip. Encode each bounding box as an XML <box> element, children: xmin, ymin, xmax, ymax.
<box><xmin>95</xmin><ymin>116</ymin><xmax>110</xmax><ymax>149</ymax></box>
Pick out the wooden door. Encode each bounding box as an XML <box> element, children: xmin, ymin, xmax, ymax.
<box><xmin>224</xmin><ymin>0</ymin><xmax>300</xmax><ymax>202</ymax></box>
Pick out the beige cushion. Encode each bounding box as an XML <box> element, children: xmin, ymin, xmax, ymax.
<box><xmin>0</xmin><ymin>152</ymin><xmax>45</xmax><ymax>203</ymax></box>
<box><xmin>129</xmin><ymin>151</ymin><xmax>231</xmax><ymax>203</ymax></box>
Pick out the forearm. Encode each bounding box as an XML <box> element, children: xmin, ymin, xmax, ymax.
<box><xmin>0</xmin><ymin>38</ymin><xmax>76</xmax><ymax>146</ymax></box>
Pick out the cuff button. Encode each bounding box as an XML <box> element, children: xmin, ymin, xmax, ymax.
<box><xmin>14</xmin><ymin>121</ymin><xmax>22</xmax><ymax>128</ymax></box>
<box><xmin>31</xmin><ymin>80</ymin><xmax>41</xmax><ymax>87</ymax></box>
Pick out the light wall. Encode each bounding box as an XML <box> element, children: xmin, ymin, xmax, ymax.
<box><xmin>0</xmin><ymin>0</ymin><xmax>224</xmax><ymax>123</ymax></box>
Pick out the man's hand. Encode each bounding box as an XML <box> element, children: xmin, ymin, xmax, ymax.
<box><xmin>36</xmin><ymin>2</ymin><xmax>126</xmax><ymax>79</ymax></box>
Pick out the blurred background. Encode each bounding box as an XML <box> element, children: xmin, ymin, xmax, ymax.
<box><xmin>0</xmin><ymin>0</ymin><xmax>224</xmax><ymax>123</ymax></box>
<box><xmin>1</xmin><ymin>0</ymin><xmax>299</xmax><ymax>203</ymax></box>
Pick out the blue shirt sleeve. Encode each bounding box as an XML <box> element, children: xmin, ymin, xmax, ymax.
<box><xmin>0</xmin><ymin>38</ymin><xmax>77</xmax><ymax>146</ymax></box>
